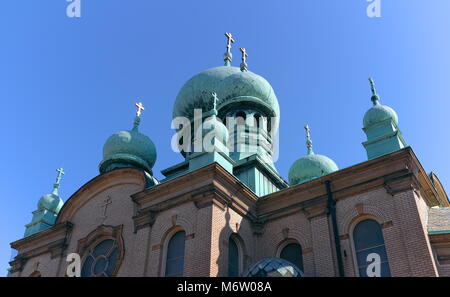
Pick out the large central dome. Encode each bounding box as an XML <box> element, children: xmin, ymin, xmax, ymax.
<box><xmin>173</xmin><ymin>65</ymin><xmax>280</xmax><ymax>120</ymax></box>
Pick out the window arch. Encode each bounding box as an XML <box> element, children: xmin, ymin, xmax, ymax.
<box><xmin>165</xmin><ymin>230</ymin><xmax>186</xmax><ymax>277</ymax></box>
<box><xmin>228</xmin><ymin>237</ymin><xmax>240</xmax><ymax>277</ymax></box>
<box><xmin>352</xmin><ymin>219</ymin><xmax>391</xmax><ymax>277</ymax></box>
<box><xmin>279</xmin><ymin>242</ymin><xmax>303</xmax><ymax>271</ymax></box>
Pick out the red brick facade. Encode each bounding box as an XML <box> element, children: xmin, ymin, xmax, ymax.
<box><xmin>9</xmin><ymin>147</ymin><xmax>450</xmax><ymax>277</ymax></box>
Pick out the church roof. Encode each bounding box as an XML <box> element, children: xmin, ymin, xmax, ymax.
<box><xmin>428</xmin><ymin>207</ymin><xmax>450</xmax><ymax>234</ymax></box>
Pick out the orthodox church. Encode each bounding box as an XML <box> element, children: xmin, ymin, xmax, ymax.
<box><xmin>8</xmin><ymin>33</ymin><xmax>450</xmax><ymax>277</ymax></box>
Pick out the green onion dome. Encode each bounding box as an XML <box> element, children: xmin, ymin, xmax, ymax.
<box><xmin>288</xmin><ymin>126</ymin><xmax>338</xmax><ymax>185</ymax></box>
<box><xmin>38</xmin><ymin>192</ymin><xmax>64</xmax><ymax>213</ymax></box>
<box><xmin>99</xmin><ymin>115</ymin><xmax>157</xmax><ymax>174</ymax></box>
<box><xmin>288</xmin><ymin>154</ymin><xmax>339</xmax><ymax>185</ymax></box>
<box><xmin>173</xmin><ymin>66</ymin><xmax>280</xmax><ymax>121</ymax></box>
<box><xmin>363</xmin><ymin>78</ymin><xmax>399</xmax><ymax>128</ymax></box>
<box><xmin>200</xmin><ymin>113</ymin><xmax>229</xmax><ymax>146</ymax></box>
<box><xmin>363</xmin><ymin>99</ymin><xmax>398</xmax><ymax>128</ymax></box>
<box><xmin>173</xmin><ymin>66</ymin><xmax>241</xmax><ymax>120</ymax></box>
<box><xmin>215</xmin><ymin>70</ymin><xmax>280</xmax><ymax>119</ymax></box>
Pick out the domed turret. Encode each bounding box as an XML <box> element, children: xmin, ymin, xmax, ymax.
<box><xmin>99</xmin><ymin>103</ymin><xmax>157</xmax><ymax>174</ymax></box>
<box><xmin>288</xmin><ymin>125</ymin><xmax>338</xmax><ymax>185</ymax></box>
<box><xmin>38</xmin><ymin>193</ymin><xmax>64</xmax><ymax>213</ymax></box>
<box><xmin>24</xmin><ymin>168</ymin><xmax>65</xmax><ymax>237</ymax></box>
<box><xmin>196</xmin><ymin>92</ymin><xmax>229</xmax><ymax>148</ymax></box>
<box><xmin>164</xmin><ymin>33</ymin><xmax>288</xmax><ymax>196</ymax></box>
<box><xmin>363</xmin><ymin>78</ymin><xmax>398</xmax><ymax>128</ymax></box>
<box><xmin>362</xmin><ymin>78</ymin><xmax>406</xmax><ymax>160</ymax></box>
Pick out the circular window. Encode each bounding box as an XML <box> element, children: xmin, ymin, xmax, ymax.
<box><xmin>81</xmin><ymin>239</ymin><xmax>120</xmax><ymax>277</ymax></box>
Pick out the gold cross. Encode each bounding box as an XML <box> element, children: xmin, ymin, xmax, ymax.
<box><xmin>225</xmin><ymin>32</ymin><xmax>234</xmax><ymax>51</ymax></box>
<box><xmin>135</xmin><ymin>102</ymin><xmax>145</xmax><ymax>117</ymax></box>
<box><xmin>240</xmin><ymin>48</ymin><xmax>248</xmax><ymax>64</ymax></box>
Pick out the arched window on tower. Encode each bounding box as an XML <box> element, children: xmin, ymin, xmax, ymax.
<box><xmin>165</xmin><ymin>230</ymin><xmax>186</xmax><ymax>277</ymax></box>
<box><xmin>254</xmin><ymin>113</ymin><xmax>262</xmax><ymax>131</ymax></box>
<box><xmin>280</xmin><ymin>242</ymin><xmax>303</xmax><ymax>271</ymax></box>
<box><xmin>352</xmin><ymin>219</ymin><xmax>391</xmax><ymax>277</ymax></box>
<box><xmin>236</xmin><ymin>111</ymin><xmax>246</xmax><ymax>126</ymax></box>
<box><xmin>228</xmin><ymin>237</ymin><xmax>240</xmax><ymax>277</ymax></box>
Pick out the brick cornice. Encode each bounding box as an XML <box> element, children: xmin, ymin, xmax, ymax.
<box><xmin>257</xmin><ymin>147</ymin><xmax>442</xmax><ymax>220</ymax></box>
<box><xmin>9</xmin><ymin>222</ymin><xmax>73</xmax><ymax>272</ymax></box>
<box><xmin>131</xmin><ymin>163</ymin><xmax>259</xmax><ymax>229</ymax></box>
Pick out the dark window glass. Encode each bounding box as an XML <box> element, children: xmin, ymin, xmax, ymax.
<box><xmin>228</xmin><ymin>238</ymin><xmax>239</xmax><ymax>277</ymax></box>
<box><xmin>280</xmin><ymin>243</ymin><xmax>303</xmax><ymax>271</ymax></box>
<box><xmin>81</xmin><ymin>239</ymin><xmax>120</xmax><ymax>277</ymax></box>
<box><xmin>165</xmin><ymin>231</ymin><xmax>186</xmax><ymax>277</ymax></box>
<box><xmin>353</xmin><ymin>219</ymin><xmax>391</xmax><ymax>277</ymax></box>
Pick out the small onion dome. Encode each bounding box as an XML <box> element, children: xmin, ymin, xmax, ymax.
<box><xmin>199</xmin><ymin>114</ymin><xmax>229</xmax><ymax>146</ymax></box>
<box><xmin>194</xmin><ymin>92</ymin><xmax>229</xmax><ymax>146</ymax></box>
<box><xmin>288</xmin><ymin>125</ymin><xmax>338</xmax><ymax>185</ymax></box>
<box><xmin>363</xmin><ymin>78</ymin><xmax>399</xmax><ymax>128</ymax></box>
<box><xmin>288</xmin><ymin>154</ymin><xmax>339</xmax><ymax>185</ymax></box>
<box><xmin>38</xmin><ymin>193</ymin><xmax>64</xmax><ymax>213</ymax></box>
<box><xmin>37</xmin><ymin>168</ymin><xmax>65</xmax><ymax>213</ymax></box>
<box><xmin>363</xmin><ymin>101</ymin><xmax>398</xmax><ymax>128</ymax></box>
<box><xmin>243</xmin><ymin>258</ymin><xmax>304</xmax><ymax>277</ymax></box>
<box><xmin>99</xmin><ymin>106</ymin><xmax>157</xmax><ymax>174</ymax></box>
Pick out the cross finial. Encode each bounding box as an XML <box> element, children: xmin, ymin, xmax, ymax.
<box><xmin>224</xmin><ymin>33</ymin><xmax>235</xmax><ymax>66</ymax></box>
<box><xmin>52</xmin><ymin>167</ymin><xmax>65</xmax><ymax>195</ymax></box>
<box><xmin>225</xmin><ymin>33</ymin><xmax>234</xmax><ymax>51</ymax></box>
<box><xmin>240</xmin><ymin>48</ymin><xmax>248</xmax><ymax>72</ymax></box>
<box><xmin>55</xmin><ymin>168</ymin><xmax>65</xmax><ymax>185</ymax></box>
<box><xmin>368</xmin><ymin>78</ymin><xmax>380</xmax><ymax>105</ymax></box>
<box><xmin>304</xmin><ymin>125</ymin><xmax>314</xmax><ymax>155</ymax></box>
<box><xmin>135</xmin><ymin>102</ymin><xmax>145</xmax><ymax>117</ymax></box>
<box><xmin>305</xmin><ymin>125</ymin><xmax>311</xmax><ymax>139</ymax></box>
<box><xmin>369</xmin><ymin>78</ymin><xmax>377</xmax><ymax>96</ymax></box>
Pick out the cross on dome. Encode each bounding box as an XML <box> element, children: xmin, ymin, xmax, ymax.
<box><xmin>135</xmin><ymin>102</ymin><xmax>145</xmax><ymax>117</ymax></box>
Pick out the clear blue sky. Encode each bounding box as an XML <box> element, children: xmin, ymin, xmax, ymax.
<box><xmin>1</xmin><ymin>0</ymin><xmax>449</xmax><ymax>275</ymax></box>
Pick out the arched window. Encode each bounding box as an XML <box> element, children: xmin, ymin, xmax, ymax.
<box><xmin>236</xmin><ymin>111</ymin><xmax>246</xmax><ymax>126</ymax></box>
<box><xmin>253</xmin><ymin>114</ymin><xmax>261</xmax><ymax>129</ymax></box>
<box><xmin>353</xmin><ymin>219</ymin><xmax>391</xmax><ymax>277</ymax></box>
<box><xmin>228</xmin><ymin>238</ymin><xmax>239</xmax><ymax>277</ymax></box>
<box><xmin>165</xmin><ymin>230</ymin><xmax>186</xmax><ymax>277</ymax></box>
<box><xmin>280</xmin><ymin>243</ymin><xmax>303</xmax><ymax>271</ymax></box>
<box><xmin>81</xmin><ymin>239</ymin><xmax>120</xmax><ymax>277</ymax></box>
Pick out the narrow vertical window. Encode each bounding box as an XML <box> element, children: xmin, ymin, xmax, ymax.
<box><xmin>165</xmin><ymin>230</ymin><xmax>186</xmax><ymax>277</ymax></box>
<box><xmin>228</xmin><ymin>238</ymin><xmax>239</xmax><ymax>277</ymax></box>
<box><xmin>353</xmin><ymin>219</ymin><xmax>391</xmax><ymax>277</ymax></box>
<box><xmin>280</xmin><ymin>243</ymin><xmax>303</xmax><ymax>271</ymax></box>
